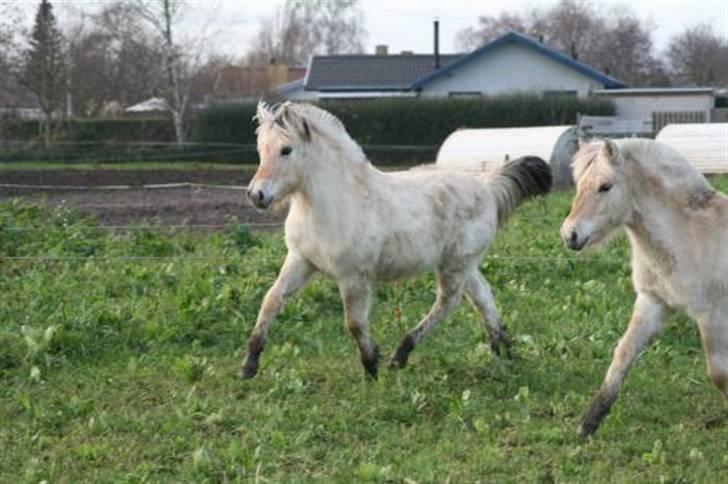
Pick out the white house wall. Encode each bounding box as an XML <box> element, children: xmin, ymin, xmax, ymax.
<box><xmin>420</xmin><ymin>43</ymin><xmax>603</xmax><ymax>98</ymax></box>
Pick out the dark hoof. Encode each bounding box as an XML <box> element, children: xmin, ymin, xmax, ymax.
<box><xmin>578</xmin><ymin>420</ymin><xmax>598</xmax><ymax>440</ymax></box>
<box><xmin>362</xmin><ymin>344</ymin><xmax>380</xmax><ymax>380</ymax></box>
<box><xmin>490</xmin><ymin>329</ymin><xmax>513</xmax><ymax>359</ymax></box>
<box><xmin>240</xmin><ymin>335</ymin><xmax>264</xmax><ymax>380</ymax></box>
<box><xmin>577</xmin><ymin>388</ymin><xmax>617</xmax><ymax>440</ymax></box>
<box><xmin>389</xmin><ymin>334</ymin><xmax>415</xmax><ymax>369</ymax></box>
<box><xmin>238</xmin><ymin>360</ymin><xmax>258</xmax><ymax>380</ymax></box>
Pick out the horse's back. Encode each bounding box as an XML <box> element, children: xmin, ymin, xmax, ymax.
<box><xmin>368</xmin><ymin>169</ymin><xmax>499</xmax><ymax>280</ymax></box>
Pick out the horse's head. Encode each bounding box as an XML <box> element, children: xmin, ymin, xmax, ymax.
<box><xmin>561</xmin><ymin>139</ymin><xmax>633</xmax><ymax>251</ymax></box>
<box><xmin>248</xmin><ymin>102</ymin><xmax>313</xmax><ymax>209</ymax></box>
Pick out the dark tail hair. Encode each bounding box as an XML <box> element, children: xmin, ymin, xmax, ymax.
<box><xmin>489</xmin><ymin>156</ymin><xmax>552</xmax><ymax>226</ymax></box>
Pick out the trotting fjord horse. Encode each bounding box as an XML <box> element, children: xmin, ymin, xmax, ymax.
<box><xmin>562</xmin><ymin>138</ymin><xmax>727</xmax><ymax>438</ymax></box>
<box><xmin>241</xmin><ymin>101</ymin><xmax>551</xmax><ymax>379</ymax></box>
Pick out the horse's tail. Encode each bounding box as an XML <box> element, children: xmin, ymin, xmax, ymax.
<box><xmin>489</xmin><ymin>156</ymin><xmax>552</xmax><ymax>226</ymax></box>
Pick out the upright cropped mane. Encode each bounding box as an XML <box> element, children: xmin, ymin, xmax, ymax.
<box><xmin>256</xmin><ymin>101</ymin><xmax>367</xmax><ymax>164</ymax></box>
<box><xmin>573</xmin><ymin>138</ymin><xmax>715</xmax><ymax>206</ymax></box>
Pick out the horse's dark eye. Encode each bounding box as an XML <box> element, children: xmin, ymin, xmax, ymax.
<box><xmin>598</xmin><ymin>183</ymin><xmax>613</xmax><ymax>193</ymax></box>
<box><xmin>280</xmin><ymin>146</ymin><xmax>292</xmax><ymax>156</ymax></box>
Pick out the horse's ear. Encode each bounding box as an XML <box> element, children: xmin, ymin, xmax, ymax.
<box><xmin>255</xmin><ymin>101</ymin><xmax>274</xmax><ymax>125</ymax></box>
<box><xmin>300</xmin><ymin>119</ymin><xmax>311</xmax><ymax>142</ymax></box>
<box><xmin>601</xmin><ymin>138</ymin><xmax>619</xmax><ymax>163</ymax></box>
<box><xmin>285</xmin><ymin>104</ymin><xmax>312</xmax><ymax>142</ymax></box>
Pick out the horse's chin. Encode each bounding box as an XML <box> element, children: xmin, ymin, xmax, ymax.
<box><xmin>582</xmin><ymin>228</ymin><xmax>622</xmax><ymax>252</ymax></box>
<box><xmin>268</xmin><ymin>195</ymin><xmax>291</xmax><ymax>213</ymax></box>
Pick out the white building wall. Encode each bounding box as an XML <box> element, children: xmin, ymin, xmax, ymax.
<box><xmin>420</xmin><ymin>43</ymin><xmax>603</xmax><ymax>98</ymax></box>
<box><xmin>600</xmin><ymin>94</ymin><xmax>713</xmax><ymax>120</ymax></box>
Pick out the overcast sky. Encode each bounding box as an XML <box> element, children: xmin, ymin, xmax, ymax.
<box><xmin>4</xmin><ymin>0</ymin><xmax>728</xmax><ymax>58</ymax></box>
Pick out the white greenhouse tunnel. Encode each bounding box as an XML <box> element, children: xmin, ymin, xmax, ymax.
<box><xmin>435</xmin><ymin>123</ymin><xmax>728</xmax><ymax>186</ymax></box>
<box><xmin>435</xmin><ymin>125</ymin><xmax>579</xmax><ymax>187</ymax></box>
<box><xmin>655</xmin><ymin>123</ymin><xmax>728</xmax><ymax>174</ymax></box>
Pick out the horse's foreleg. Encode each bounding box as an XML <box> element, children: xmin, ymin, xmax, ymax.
<box><xmin>239</xmin><ymin>252</ymin><xmax>315</xmax><ymax>379</ymax></box>
<box><xmin>579</xmin><ymin>292</ymin><xmax>666</xmax><ymax>438</ymax></box>
<box><xmin>389</xmin><ymin>271</ymin><xmax>465</xmax><ymax>369</ymax></box>
<box><xmin>464</xmin><ymin>270</ymin><xmax>512</xmax><ymax>358</ymax></box>
<box><xmin>339</xmin><ymin>278</ymin><xmax>379</xmax><ymax>379</ymax></box>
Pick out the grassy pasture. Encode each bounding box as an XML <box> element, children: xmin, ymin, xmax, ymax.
<box><xmin>1</xmin><ymin>177</ymin><xmax>726</xmax><ymax>482</ymax></box>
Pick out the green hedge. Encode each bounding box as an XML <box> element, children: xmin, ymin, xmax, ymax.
<box><xmin>0</xmin><ymin>95</ymin><xmax>614</xmax><ymax>165</ymax></box>
<box><xmin>192</xmin><ymin>104</ymin><xmax>258</xmax><ymax>145</ymax></box>
<box><xmin>194</xmin><ymin>95</ymin><xmax>614</xmax><ymax>146</ymax></box>
<box><xmin>0</xmin><ymin>117</ymin><xmax>175</xmax><ymax>143</ymax></box>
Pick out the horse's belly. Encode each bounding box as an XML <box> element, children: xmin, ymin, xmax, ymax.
<box><xmin>373</xmin><ymin>234</ymin><xmax>440</xmax><ymax>280</ymax></box>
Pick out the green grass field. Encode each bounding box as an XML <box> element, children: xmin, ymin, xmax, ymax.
<box><xmin>1</xmin><ymin>177</ymin><xmax>726</xmax><ymax>482</ymax></box>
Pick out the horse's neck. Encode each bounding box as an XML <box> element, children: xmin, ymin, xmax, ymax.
<box><xmin>626</xmin><ymin>192</ymin><xmax>683</xmax><ymax>268</ymax></box>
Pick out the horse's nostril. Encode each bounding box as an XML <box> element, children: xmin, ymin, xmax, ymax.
<box><xmin>570</xmin><ymin>230</ymin><xmax>578</xmax><ymax>243</ymax></box>
<box><xmin>257</xmin><ymin>190</ymin><xmax>264</xmax><ymax>202</ymax></box>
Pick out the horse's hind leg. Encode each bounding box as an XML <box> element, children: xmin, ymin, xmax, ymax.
<box><xmin>239</xmin><ymin>252</ymin><xmax>315</xmax><ymax>379</ymax></box>
<box><xmin>698</xmin><ymin>312</ymin><xmax>728</xmax><ymax>399</ymax></box>
<box><xmin>389</xmin><ymin>269</ymin><xmax>465</xmax><ymax>369</ymax></box>
<box><xmin>579</xmin><ymin>292</ymin><xmax>666</xmax><ymax>438</ymax></box>
<box><xmin>339</xmin><ymin>278</ymin><xmax>380</xmax><ymax>379</ymax></box>
<box><xmin>464</xmin><ymin>269</ymin><xmax>512</xmax><ymax>358</ymax></box>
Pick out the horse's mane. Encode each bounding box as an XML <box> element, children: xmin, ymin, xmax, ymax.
<box><xmin>256</xmin><ymin>101</ymin><xmax>368</xmax><ymax>164</ymax></box>
<box><xmin>573</xmin><ymin>138</ymin><xmax>715</xmax><ymax>206</ymax></box>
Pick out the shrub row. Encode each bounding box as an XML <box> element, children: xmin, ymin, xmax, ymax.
<box><xmin>1</xmin><ymin>95</ymin><xmax>613</xmax><ymax>165</ymax></box>
<box><xmin>0</xmin><ymin>117</ymin><xmax>175</xmax><ymax>143</ymax></box>
<box><xmin>196</xmin><ymin>94</ymin><xmax>614</xmax><ymax>146</ymax></box>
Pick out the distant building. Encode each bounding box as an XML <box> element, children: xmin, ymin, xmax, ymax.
<box><xmin>284</xmin><ymin>31</ymin><xmax>626</xmax><ymax>101</ymax></box>
<box><xmin>193</xmin><ymin>63</ymin><xmax>306</xmax><ymax>106</ymax></box>
<box><xmin>125</xmin><ymin>97</ymin><xmax>169</xmax><ymax>116</ymax></box>
<box><xmin>591</xmin><ymin>87</ymin><xmax>715</xmax><ymax>121</ymax></box>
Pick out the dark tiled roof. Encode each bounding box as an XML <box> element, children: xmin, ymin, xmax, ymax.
<box><xmin>305</xmin><ymin>54</ymin><xmax>463</xmax><ymax>91</ymax></box>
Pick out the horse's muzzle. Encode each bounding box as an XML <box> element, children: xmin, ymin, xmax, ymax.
<box><xmin>566</xmin><ymin>230</ymin><xmax>589</xmax><ymax>251</ymax></box>
<box><xmin>247</xmin><ymin>186</ymin><xmax>273</xmax><ymax>209</ymax></box>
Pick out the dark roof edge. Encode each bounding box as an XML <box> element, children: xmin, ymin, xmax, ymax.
<box><xmin>410</xmin><ymin>31</ymin><xmax>627</xmax><ymax>90</ymax></box>
<box><xmin>305</xmin><ymin>86</ymin><xmax>410</xmax><ymax>93</ymax></box>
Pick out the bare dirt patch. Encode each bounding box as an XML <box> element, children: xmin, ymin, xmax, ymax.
<box><xmin>0</xmin><ymin>169</ymin><xmax>285</xmax><ymax>229</ymax></box>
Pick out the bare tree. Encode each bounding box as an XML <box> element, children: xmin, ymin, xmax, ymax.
<box><xmin>19</xmin><ymin>0</ymin><xmax>67</xmax><ymax>146</ymax></box>
<box><xmin>64</xmin><ymin>2</ymin><xmax>164</xmax><ymax>117</ymax></box>
<box><xmin>133</xmin><ymin>0</ymin><xmax>208</xmax><ymax>143</ymax></box>
<box><xmin>0</xmin><ymin>2</ymin><xmax>25</xmax><ymax>110</ymax></box>
<box><xmin>94</xmin><ymin>2</ymin><xmax>164</xmax><ymax>107</ymax></box>
<box><xmin>247</xmin><ymin>0</ymin><xmax>366</xmax><ymax>67</ymax></box>
<box><xmin>455</xmin><ymin>12</ymin><xmax>531</xmax><ymax>51</ymax></box>
<box><xmin>455</xmin><ymin>1</ymin><xmax>667</xmax><ymax>86</ymax></box>
<box><xmin>592</xmin><ymin>12</ymin><xmax>669</xmax><ymax>86</ymax></box>
<box><xmin>667</xmin><ymin>23</ymin><xmax>728</xmax><ymax>87</ymax></box>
